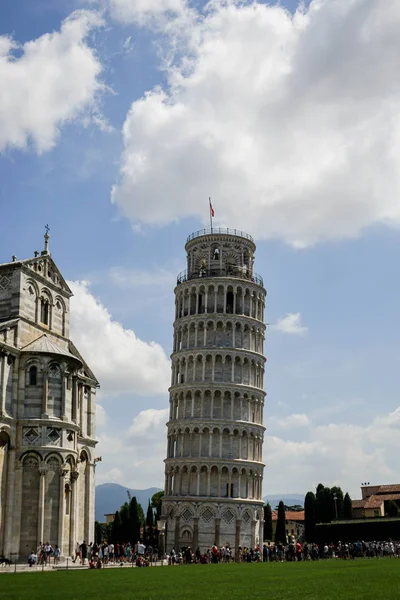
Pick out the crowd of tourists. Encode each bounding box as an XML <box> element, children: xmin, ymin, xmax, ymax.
<box><xmin>28</xmin><ymin>543</ymin><xmax>61</xmax><ymax>566</ymax></box>
<box><xmin>167</xmin><ymin>540</ymin><xmax>400</xmax><ymax>565</ymax></box>
<box><xmin>26</xmin><ymin>538</ymin><xmax>400</xmax><ymax>568</ymax></box>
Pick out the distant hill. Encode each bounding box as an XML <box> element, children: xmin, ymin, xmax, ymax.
<box><xmin>95</xmin><ymin>483</ymin><xmax>162</xmax><ymax>522</ymax></box>
<box><xmin>262</xmin><ymin>494</ymin><xmax>304</xmax><ymax>509</ymax></box>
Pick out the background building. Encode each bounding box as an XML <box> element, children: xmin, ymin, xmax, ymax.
<box><xmin>352</xmin><ymin>484</ymin><xmax>400</xmax><ymax>518</ymax></box>
<box><xmin>272</xmin><ymin>509</ymin><xmax>305</xmax><ymax>542</ymax></box>
<box><xmin>161</xmin><ymin>227</ymin><xmax>266</xmax><ymax>553</ymax></box>
<box><xmin>0</xmin><ymin>232</ymin><xmax>98</xmax><ymax>559</ymax></box>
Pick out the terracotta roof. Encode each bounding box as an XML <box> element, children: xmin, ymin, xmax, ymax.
<box><xmin>376</xmin><ymin>485</ymin><xmax>400</xmax><ymax>494</ymax></box>
<box><xmin>353</xmin><ymin>493</ymin><xmax>400</xmax><ymax>510</ymax></box>
<box><xmin>272</xmin><ymin>510</ymin><xmax>304</xmax><ymax>522</ymax></box>
<box><xmin>21</xmin><ymin>334</ymin><xmax>80</xmax><ymax>363</ymax></box>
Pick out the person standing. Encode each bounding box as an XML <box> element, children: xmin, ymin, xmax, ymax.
<box><xmin>80</xmin><ymin>541</ymin><xmax>88</xmax><ymax>565</ymax></box>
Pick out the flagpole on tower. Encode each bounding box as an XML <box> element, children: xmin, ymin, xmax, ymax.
<box><xmin>209</xmin><ymin>197</ymin><xmax>214</xmax><ymax>233</ymax></box>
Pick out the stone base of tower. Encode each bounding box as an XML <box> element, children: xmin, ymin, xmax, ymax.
<box><xmin>162</xmin><ymin>498</ymin><xmax>264</xmax><ymax>557</ymax></box>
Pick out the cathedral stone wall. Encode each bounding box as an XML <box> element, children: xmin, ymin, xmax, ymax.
<box><xmin>162</xmin><ymin>229</ymin><xmax>266</xmax><ymax>555</ymax></box>
<box><xmin>0</xmin><ymin>240</ymin><xmax>98</xmax><ymax>559</ymax></box>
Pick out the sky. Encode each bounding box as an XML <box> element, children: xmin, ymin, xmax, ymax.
<box><xmin>1</xmin><ymin>0</ymin><xmax>400</xmax><ymax>501</ymax></box>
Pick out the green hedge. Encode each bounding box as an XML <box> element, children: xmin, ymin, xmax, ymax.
<box><xmin>315</xmin><ymin>518</ymin><xmax>400</xmax><ymax>543</ymax></box>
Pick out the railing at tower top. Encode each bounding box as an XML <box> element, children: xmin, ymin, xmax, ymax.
<box><xmin>176</xmin><ymin>267</ymin><xmax>264</xmax><ymax>287</ymax></box>
<box><xmin>186</xmin><ymin>228</ymin><xmax>254</xmax><ymax>243</ymax></box>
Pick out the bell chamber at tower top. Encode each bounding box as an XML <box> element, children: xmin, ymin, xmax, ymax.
<box><xmin>176</xmin><ymin>228</ymin><xmax>264</xmax><ymax>287</ymax></box>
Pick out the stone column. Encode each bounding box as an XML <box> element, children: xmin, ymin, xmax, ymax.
<box><xmin>235</xmin><ymin>519</ymin><xmax>241</xmax><ymax>561</ymax></box>
<box><xmin>251</xmin><ymin>520</ymin><xmax>256</xmax><ymax>549</ymax></box>
<box><xmin>86</xmin><ymin>463</ymin><xmax>95</xmax><ymax>543</ymax></box>
<box><xmin>58</xmin><ymin>470</ymin><xmax>66</xmax><ymax>554</ymax></box>
<box><xmin>61</xmin><ymin>373</ymin><xmax>67</xmax><ymax>420</ymax></box>
<box><xmin>79</xmin><ymin>385</ymin><xmax>84</xmax><ymax>434</ymax></box>
<box><xmin>214</xmin><ymin>518</ymin><xmax>220</xmax><ymax>547</ymax></box>
<box><xmin>37</xmin><ymin>466</ymin><xmax>46</xmax><ymax>545</ymax></box>
<box><xmin>174</xmin><ymin>515</ymin><xmax>180</xmax><ymax>550</ymax></box>
<box><xmin>259</xmin><ymin>517</ymin><xmax>264</xmax><ymax>546</ymax></box>
<box><xmin>3</xmin><ymin>447</ymin><xmax>16</xmax><ymax>557</ymax></box>
<box><xmin>0</xmin><ymin>353</ymin><xmax>6</xmax><ymax>416</ymax></box>
<box><xmin>72</xmin><ymin>377</ymin><xmax>77</xmax><ymax>423</ymax></box>
<box><xmin>42</xmin><ymin>370</ymin><xmax>48</xmax><ymax>418</ymax></box>
<box><xmin>69</xmin><ymin>471</ymin><xmax>79</xmax><ymax>555</ymax></box>
<box><xmin>87</xmin><ymin>387</ymin><xmax>92</xmax><ymax>438</ymax></box>
<box><xmin>193</xmin><ymin>517</ymin><xmax>199</xmax><ymax>551</ymax></box>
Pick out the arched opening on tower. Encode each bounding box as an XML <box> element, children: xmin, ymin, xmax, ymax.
<box><xmin>226</xmin><ymin>291</ymin><xmax>234</xmax><ymax>314</ymax></box>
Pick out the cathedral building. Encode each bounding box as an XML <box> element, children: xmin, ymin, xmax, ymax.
<box><xmin>161</xmin><ymin>228</ymin><xmax>266</xmax><ymax>553</ymax></box>
<box><xmin>0</xmin><ymin>232</ymin><xmax>98</xmax><ymax>559</ymax></box>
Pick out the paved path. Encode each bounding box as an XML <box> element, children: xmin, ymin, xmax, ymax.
<box><xmin>0</xmin><ymin>559</ymin><xmax>168</xmax><ymax>574</ymax></box>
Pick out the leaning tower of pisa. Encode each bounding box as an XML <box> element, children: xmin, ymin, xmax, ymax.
<box><xmin>161</xmin><ymin>227</ymin><xmax>266</xmax><ymax>555</ymax></box>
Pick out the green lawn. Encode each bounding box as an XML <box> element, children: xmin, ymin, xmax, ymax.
<box><xmin>1</xmin><ymin>560</ymin><xmax>399</xmax><ymax>600</ymax></box>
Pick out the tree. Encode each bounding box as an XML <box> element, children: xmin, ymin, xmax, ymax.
<box><xmin>119</xmin><ymin>502</ymin><xmax>130</xmax><ymax>542</ymax></box>
<box><xmin>316</xmin><ymin>486</ymin><xmax>334</xmax><ymax>523</ymax></box>
<box><xmin>275</xmin><ymin>501</ymin><xmax>286</xmax><ymax>544</ymax></box>
<box><xmin>151</xmin><ymin>491</ymin><xmax>164</xmax><ymax>521</ymax></box>
<box><xmin>146</xmin><ymin>501</ymin><xmax>154</xmax><ymax>528</ymax></box>
<box><xmin>129</xmin><ymin>497</ymin><xmax>141</xmax><ymax>543</ymax></box>
<box><xmin>387</xmin><ymin>500</ymin><xmax>399</xmax><ymax>518</ymax></box>
<box><xmin>137</xmin><ymin>502</ymin><xmax>145</xmax><ymax>527</ymax></box>
<box><xmin>263</xmin><ymin>503</ymin><xmax>273</xmax><ymax>541</ymax></box>
<box><xmin>95</xmin><ymin>521</ymin><xmax>107</xmax><ymax>545</ymax></box>
<box><xmin>343</xmin><ymin>493</ymin><xmax>353</xmax><ymax>520</ymax></box>
<box><xmin>111</xmin><ymin>510</ymin><xmax>122</xmax><ymax>543</ymax></box>
<box><xmin>330</xmin><ymin>486</ymin><xmax>344</xmax><ymax>520</ymax></box>
<box><xmin>304</xmin><ymin>491</ymin><xmax>316</xmax><ymax>542</ymax></box>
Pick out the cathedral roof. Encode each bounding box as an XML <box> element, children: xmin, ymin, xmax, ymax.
<box><xmin>21</xmin><ymin>334</ymin><xmax>81</xmax><ymax>363</ymax></box>
<box><xmin>68</xmin><ymin>340</ymin><xmax>98</xmax><ymax>384</ymax></box>
<box><xmin>0</xmin><ymin>318</ymin><xmax>19</xmax><ymax>332</ymax></box>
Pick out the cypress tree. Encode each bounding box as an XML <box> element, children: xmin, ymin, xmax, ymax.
<box><xmin>387</xmin><ymin>500</ymin><xmax>399</xmax><ymax>518</ymax></box>
<box><xmin>129</xmin><ymin>497</ymin><xmax>141</xmax><ymax>543</ymax></box>
<box><xmin>330</xmin><ymin>486</ymin><xmax>344</xmax><ymax>520</ymax></box>
<box><xmin>263</xmin><ymin>503</ymin><xmax>273</xmax><ymax>541</ymax></box>
<box><xmin>275</xmin><ymin>501</ymin><xmax>286</xmax><ymax>544</ymax></box>
<box><xmin>146</xmin><ymin>501</ymin><xmax>154</xmax><ymax>528</ymax></box>
<box><xmin>304</xmin><ymin>491</ymin><xmax>316</xmax><ymax>542</ymax></box>
<box><xmin>151</xmin><ymin>491</ymin><xmax>164</xmax><ymax>521</ymax></box>
<box><xmin>120</xmin><ymin>502</ymin><xmax>130</xmax><ymax>542</ymax></box>
<box><xmin>343</xmin><ymin>493</ymin><xmax>353</xmax><ymax>519</ymax></box>
<box><xmin>111</xmin><ymin>511</ymin><xmax>122</xmax><ymax>543</ymax></box>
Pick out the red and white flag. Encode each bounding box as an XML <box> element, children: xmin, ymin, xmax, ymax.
<box><xmin>209</xmin><ymin>197</ymin><xmax>215</xmax><ymax>217</ymax></box>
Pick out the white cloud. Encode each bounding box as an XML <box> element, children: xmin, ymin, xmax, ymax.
<box><xmin>96</xmin><ymin>403</ymin><xmax>107</xmax><ymax>428</ymax></box>
<box><xmin>273</xmin><ymin>313</ymin><xmax>308</xmax><ymax>335</ymax></box>
<box><xmin>128</xmin><ymin>408</ymin><xmax>169</xmax><ymax>438</ymax></box>
<box><xmin>68</xmin><ymin>280</ymin><xmax>171</xmax><ymax>396</ymax></box>
<box><xmin>268</xmin><ymin>413</ymin><xmax>310</xmax><ymax>430</ymax></box>
<box><xmin>0</xmin><ymin>10</ymin><xmax>106</xmax><ymax>154</ymax></box>
<box><xmin>112</xmin><ymin>0</ymin><xmax>400</xmax><ymax>247</ymax></box>
<box><xmin>96</xmin><ymin>467</ymin><xmax>124</xmax><ymax>485</ymax></box>
<box><xmin>265</xmin><ymin>407</ymin><xmax>400</xmax><ymax>498</ymax></box>
<box><xmin>97</xmin><ymin>408</ymin><xmax>168</xmax><ymax>489</ymax></box>
<box><xmin>109</xmin><ymin>0</ymin><xmax>188</xmax><ymax>26</ymax></box>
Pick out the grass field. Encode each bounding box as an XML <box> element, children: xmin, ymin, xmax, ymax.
<box><xmin>2</xmin><ymin>560</ymin><xmax>399</xmax><ymax>600</ymax></box>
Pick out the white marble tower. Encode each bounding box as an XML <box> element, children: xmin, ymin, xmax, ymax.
<box><xmin>0</xmin><ymin>231</ymin><xmax>98</xmax><ymax>559</ymax></box>
<box><xmin>162</xmin><ymin>228</ymin><xmax>266</xmax><ymax>554</ymax></box>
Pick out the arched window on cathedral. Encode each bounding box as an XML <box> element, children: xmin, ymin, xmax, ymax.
<box><xmin>29</xmin><ymin>366</ymin><xmax>37</xmax><ymax>386</ymax></box>
<box><xmin>40</xmin><ymin>298</ymin><xmax>49</xmax><ymax>325</ymax></box>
